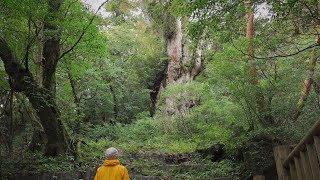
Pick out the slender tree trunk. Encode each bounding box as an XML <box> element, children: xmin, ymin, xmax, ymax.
<box><xmin>292</xmin><ymin>49</ymin><xmax>316</xmax><ymax>121</ymax></box>
<box><xmin>67</xmin><ymin>71</ymin><xmax>84</xmax><ymax>135</ymax></box>
<box><xmin>245</xmin><ymin>0</ymin><xmax>257</xmax><ymax>85</ymax></box>
<box><xmin>67</xmin><ymin>72</ymin><xmax>80</xmax><ymax>106</ymax></box>
<box><xmin>245</xmin><ymin>1</ymin><xmax>258</xmax><ymax>127</ymax></box>
<box><xmin>109</xmin><ymin>85</ymin><xmax>118</xmax><ymax>123</ymax></box>
<box><xmin>245</xmin><ymin>1</ymin><xmax>273</xmax><ymax>126</ymax></box>
<box><xmin>149</xmin><ymin>69</ymin><xmax>166</xmax><ymax>116</ymax></box>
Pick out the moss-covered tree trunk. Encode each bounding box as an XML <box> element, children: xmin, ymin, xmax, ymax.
<box><xmin>0</xmin><ymin>38</ymin><xmax>69</xmax><ymax>156</ymax></box>
<box><xmin>161</xmin><ymin>19</ymin><xmax>203</xmax><ymax>115</ymax></box>
<box><xmin>142</xmin><ymin>1</ymin><xmax>203</xmax><ymax>116</ymax></box>
<box><xmin>0</xmin><ymin>0</ymin><xmax>70</xmax><ymax>157</ymax></box>
<box><xmin>42</xmin><ymin>0</ymin><xmax>64</xmax><ymax>96</ymax></box>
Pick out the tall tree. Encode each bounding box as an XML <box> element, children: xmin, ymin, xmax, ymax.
<box><xmin>0</xmin><ymin>37</ymin><xmax>68</xmax><ymax>156</ymax></box>
<box><xmin>0</xmin><ymin>0</ymin><xmax>106</xmax><ymax>156</ymax></box>
<box><xmin>42</xmin><ymin>0</ymin><xmax>64</xmax><ymax>95</ymax></box>
<box><xmin>142</xmin><ymin>0</ymin><xmax>204</xmax><ymax>116</ymax></box>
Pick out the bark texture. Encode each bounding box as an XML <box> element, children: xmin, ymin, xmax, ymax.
<box><xmin>163</xmin><ymin>19</ymin><xmax>203</xmax><ymax>115</ymax></box>
<box><xmin>245</xmin><ymin>0</ymin><xmax>257</xmax><ymax>85</ymax></box>
<box><xmin>245</xmin><ymin>1</ymin><xmax>274</xmax><ymax>127</ymax></box>
<box><xmin>292</xmin><ymin>49</ymin><xmax>317</xmax><ymax>121</ymax></box>
<box><xmin>141</xmin><ymin>1</ymin><xmax>204</xmax><ymax>116</ymax></box>
<box><xmin>42</xmin><ymin>0</ymin><xmax>64</xmax><ymax>95</ymax></box>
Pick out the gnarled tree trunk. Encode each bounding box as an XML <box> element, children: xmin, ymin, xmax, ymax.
<box><xmin>161</xmin><ymin>19</ymin><xmax>203</xmax><ymax>115</ymax></box>
<box><xmin>141</xmin><ymin>1</ymin><xmax>204</xmax><ymax>116</ymax></box>
<box><xmin>0</xmin><ymin>38</ymin><xmax>69</xmax><ymax>156</ymax></box>
<box><xmin>0</xmin><ymin>0</ymin><xmax>70</xmax><ymax>157</ymax></box>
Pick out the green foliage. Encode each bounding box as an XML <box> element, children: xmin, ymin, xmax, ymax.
<box><xmin>146</xmin><ymin>0</ymin><xmax>177</xmax><ymax>38</ymax></box>
<box><xmin>1</xmin><ymin>151</ymin><xmax>74</xmax><ymax>179</ymax></box>
<box><xmin>0</xmin><ymin>62</ymin><xmax>9</xmax><ymax>90</ymax></box>
<box><xmin>1</xmin><ymin>0</ymin><xmax>320</xmax><ymax>179</ymax></box>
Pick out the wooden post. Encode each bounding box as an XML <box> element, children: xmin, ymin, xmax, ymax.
<box><xmin>253</xmin><ymin>175</ymin><xmax>265</xmax><ymax>180</ymax></box>
<box><xmin>294</xmin><ymin>157</ymin><xmax>303</xmax><ymax>180</ymax></box>
<box><xmin>289</xmin><ymin>163</ymin><xmax>298</xmax><ymax>180</ymax></box>
<box><xmin>300</xmin><ymin>151</ymin><xmax>313</xmax><ymax>180</ymax></box>
<box><xmin>274</xmin><ymin>145</ymin><xmax>291</xmax><ymax>180</ymax></box>
<box><xmin>314</xmin><ymin>136</ymin><xmax>320</xmax><ymax>161</ymax></box>
<box><xmin>306</xmin><ymin>144</ymin><xmax>320</xmax><ymax>180</ymax></box>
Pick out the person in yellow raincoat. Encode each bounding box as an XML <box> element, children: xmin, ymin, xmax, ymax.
<box><xmin>94</xmin><ymin>147</ymin><xmax>130</xmax><ymax>180</ymax></box>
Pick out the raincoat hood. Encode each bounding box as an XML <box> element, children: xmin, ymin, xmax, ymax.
<box><xmin>94</xmin><ymin>159</ymin><xmax>130</xmax><ymax>180</ymax></box>
<box><xmin>103</xmin><ymin>159</ymin><xmax>120</xmax><ymax>166</ymax></box>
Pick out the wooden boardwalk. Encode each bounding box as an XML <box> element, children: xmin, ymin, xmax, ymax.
<box><xmin>274</xmin><ymin>119</ymin><xmax>320</xmax><ymax>180</ymax></box>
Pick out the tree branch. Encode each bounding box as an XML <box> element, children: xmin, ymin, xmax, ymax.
<box><xmin>24</xmin><ymin>18</ymin><xmax>43</xmax><ymax>71</ymax></box>
<box><xmin>64</xmin><ymin>0</ymin><xmax>78</xmax><ymax>18</ymax></box>
<box><xmin>301</xmin><ymin>2</ymin><xmax>320</xmax><ymax>22</ymax></box>
<box><xmin>0</xmin><ymin>38</ymin><xmax>21</xmax><ymax>76</ymax></box>
<box><xmin>57</xmin><ymin>0</ymin><xmax>109</xmax><ymax>61</ymax></box>
<box><xmin>24</xmin><ymin>17</ymin><xmax>32</xmax><ymax>72</ymax></box>
<box><xmin>231</xmin><ymin>39</ymin><xmax>319</xmax><ymax>59</ymax></box>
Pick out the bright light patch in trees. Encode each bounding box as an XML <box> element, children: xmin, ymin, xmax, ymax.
<box><xmin>81</xmin><ymin>0</ymin><xmax>111</xmax><ymax>18</ymax></box>
<box><xmin>255</xmin><ymin>2</ymin><xmax>272</xmax><ymax>20</ymax></box>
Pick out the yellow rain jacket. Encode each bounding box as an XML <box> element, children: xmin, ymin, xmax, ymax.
<box><xmin>94</xmin><ymin>159</ymin><xmax>130</xmax><ymax>180</ymax></box>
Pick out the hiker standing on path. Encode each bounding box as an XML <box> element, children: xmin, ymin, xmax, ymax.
<box><xmin>94</xmin><ymin>147</ymin><xmax>130</xmax><ymax>180</ymax></box>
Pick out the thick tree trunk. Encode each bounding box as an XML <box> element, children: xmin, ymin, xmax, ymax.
<box><xmin>166</xmin><ymin>18</ymin><xmax>183</xmax><ymax>84</ymax></box>
<box><xmin>0</xmin><ymin>38</ymin><xmax>69</xmax><ymax>156</ymax></box>
<box><xmin>26</xmin><ymin>87</ymin><xmax>69</xmax><ymax>156</ymax></box>
<box><xmin>142</xmin><ymin>3</ymin><xmax>204</xmax><ymax>116</ymax></box>
<box><xmin>163</xmin><ymin>19</ymin><xmax>203</xmax><ymax>115</ymax></box>
<box><xmin>292</xmin><ymin>49</ymin><xmax>316</xmax><ymax>121</ymax></box>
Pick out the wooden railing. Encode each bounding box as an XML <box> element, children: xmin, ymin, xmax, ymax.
<box><xmin>274</xmin><ymin>120</ymin><xmax>320</xmax><ymax>180</ymax></box>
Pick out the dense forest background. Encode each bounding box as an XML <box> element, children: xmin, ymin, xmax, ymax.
<box><xmin>0</xmin><ymin>0</ymin><xmax>319</xmax><ymax>179</ymax></box>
